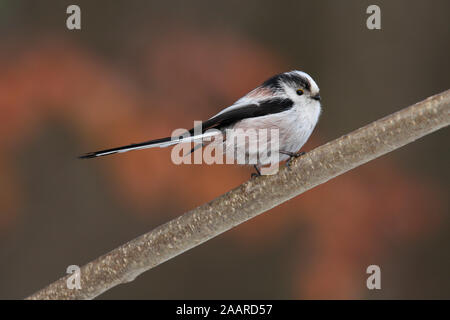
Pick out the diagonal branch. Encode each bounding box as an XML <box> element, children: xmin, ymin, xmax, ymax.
<box><xmin>27</xmin><ymin>90</ymin><xmax>450</xmax><ymax>299</ymax></box>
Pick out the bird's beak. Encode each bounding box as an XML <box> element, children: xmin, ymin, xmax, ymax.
<box><xmin>312</xmin><ymin>94</ymin><xmax>321</xmax><ymax>101</ymax></box>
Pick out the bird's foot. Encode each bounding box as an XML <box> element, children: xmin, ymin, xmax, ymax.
<box><xmin>283</xmin><ymin>151</ymin><xmax>306</xmax><ymax>169</ymax></box>
<box><xmin>251</xmin><ymin>165</ymin><xmax>261</xmax><ymax>178</ymax></box>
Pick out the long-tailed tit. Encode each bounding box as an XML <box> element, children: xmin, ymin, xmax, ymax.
<box><xmin>80</xmin><ymin>70</ymin><xmax>321</xmax><ymax>175</ymax></box>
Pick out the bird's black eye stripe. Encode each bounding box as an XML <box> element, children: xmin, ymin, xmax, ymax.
<box><xmin>262</xmin><ymin>73</ymin><xmax>311</xmax><ymax>91</ymax></box>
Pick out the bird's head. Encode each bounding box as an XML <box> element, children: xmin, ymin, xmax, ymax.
<box><xmin>262</xmin><ymin>70</ymin><xmax>321</xmax><ymax>105</ymax></box>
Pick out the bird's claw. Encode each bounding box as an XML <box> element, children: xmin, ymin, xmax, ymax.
<box><xmin>286</xmin><ymin>151</ymin><xmax>306</xmax><ymax>169</ymax></box>
<box><xmin>251</xmin><ymin>165</ymin><xmax>261</xmax><ymax>178</ymax></box>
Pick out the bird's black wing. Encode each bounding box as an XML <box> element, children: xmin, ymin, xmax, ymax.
<box><xmin>191</xmin><ymin>98</ymin><xmax>294</xmax><ymax>134</ymax></box>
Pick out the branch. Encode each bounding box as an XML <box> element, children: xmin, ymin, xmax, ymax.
<box><xmin>27</xmin><ymin>90</ymin><xmax>450</xmax><ymax>299</ymax></box>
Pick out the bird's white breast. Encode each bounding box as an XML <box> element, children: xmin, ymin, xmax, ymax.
<box><xmin>265</xmin><ymin>101</ymin><xmax>319</xmax><ymax>162</ymax></box>
<box><xmin>230</xmin><ymin>100</ymin><xmax>321</xmax><ymax>163</ymax></box>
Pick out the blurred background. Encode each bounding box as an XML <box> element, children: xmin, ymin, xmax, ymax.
<box><xmin>0</xmin><ymin>0</ymin><xmax>449</xmax><ymax>299</ymax></box>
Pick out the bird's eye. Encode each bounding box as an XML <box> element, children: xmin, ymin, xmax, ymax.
<box><xmin>296</xmin><ymin>89</ymin><xmax>304</xmax><ymax>96</ymax></box>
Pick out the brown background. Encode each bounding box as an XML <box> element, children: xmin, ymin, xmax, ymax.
<box><xmin>0</xmin><ymin>0</ymin><xmax>449</xmax><ymax>299</ymax></box>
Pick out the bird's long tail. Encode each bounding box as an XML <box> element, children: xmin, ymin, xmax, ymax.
<box><xmin>79</xmin><ymin>131</ymin><xmax>218</xmax><ymax>159</ymax></box>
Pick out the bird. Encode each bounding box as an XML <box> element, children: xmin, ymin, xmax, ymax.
<box><xmin>79</xmin><ymin>70</ymin><xmax>322</xmax><ymax>176</ymax></box>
